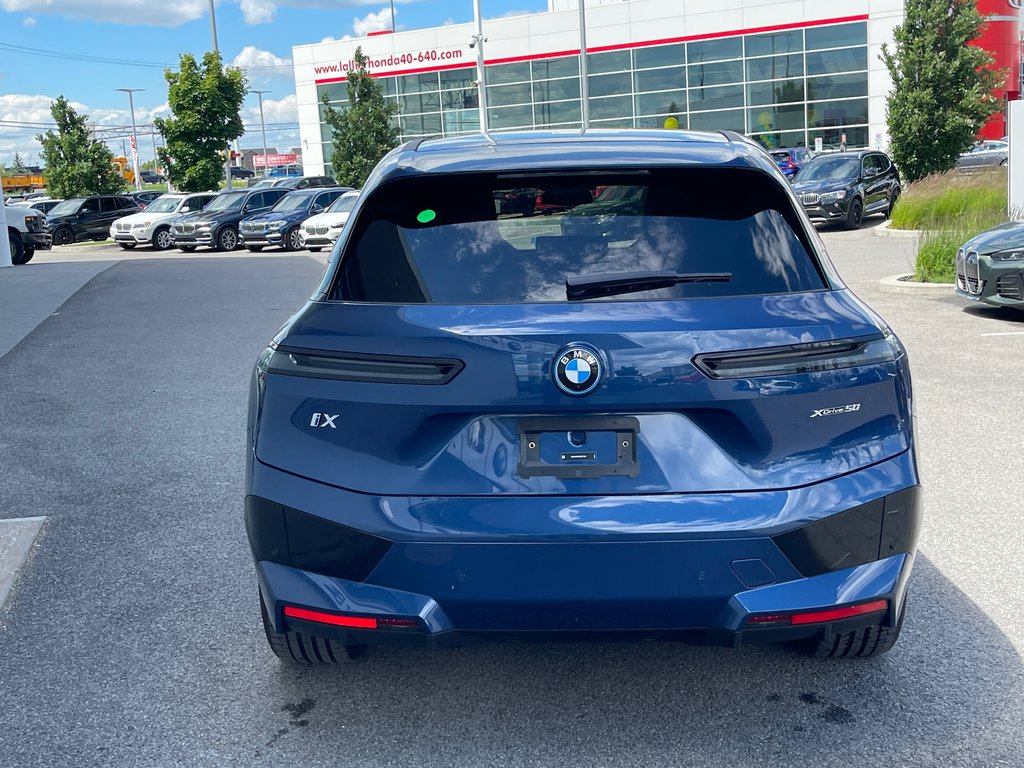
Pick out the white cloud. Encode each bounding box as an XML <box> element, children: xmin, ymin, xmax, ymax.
<box><xmin>22</xmin><ymin>15</ymin><xmax>36</xmax><ymax>26</ymax></box>
<box><xmin>230</xmin><ymin>46</ymin><xmax>293</xmax><ymax>83</ymax></box>
<box><xmin>352</xmin><ymin>7</ymin><xmax>393</xmax><ymax>36</ymax></box>
<box><xmin>319</xmin><ymin>35</ymin><xmax>353</xmax><ymax>43</ymax></box>
<box><xmin>239</xmin><ymin>0</ymin><xmax>275</xmax><ymax>24</ymax></box>
<box><xmin>0</xmin><ymin>0</ymin><xmax>208</xmax><ymax>28</ymax></box>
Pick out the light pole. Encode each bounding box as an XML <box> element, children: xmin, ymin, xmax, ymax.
<box><xmin>578</xmin><ymin>0</ymin><xmax>589</xmax><ymax>132</ymax></box>
<box><xmin>116</xmin><ymin>88</ymin><xmax>144</xmax><ymax>191</ymax></box>
<box><xmin>252</xmin><ymin>90</ymin><xmax>270</xmax><ymax>177</ymax></box>
<box><xmin>0</xmin><ymin>177</ymin><xmax>11</xmax><ymax>268</ymax></box>
<box><xmin>471</xmin><ymin>0</ymin><xmax>490</xmax><ymax>137</ymax></box>
<box><xmin>208</xmin><ymin>0</ymin><xmax>233</xmax><ymax>189</ymax></box>
<box><xmin>390</xmin><ymin>0</ymin><xmax>396</xmax><ymax>31</ymax></box>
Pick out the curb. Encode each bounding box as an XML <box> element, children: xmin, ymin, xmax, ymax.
<box><xmin>874</xmin><ymin>221</ymin><xmax>924</xmax><ymax>239</ymax></box>
<box><xmin>879</xmin><ymin>274</ymin><xmax>955</xmax><ymax>295</ymax></box>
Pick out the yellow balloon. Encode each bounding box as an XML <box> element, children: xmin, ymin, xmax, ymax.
<box><xmin>758</xmin><ymin>111</ymin><xmax>771</xmax><ymax>129</ymax></box>
<box><xmin>663</xmin><ymin>116</ymin><xmax>679</xmax><ymax>130</ymax></box>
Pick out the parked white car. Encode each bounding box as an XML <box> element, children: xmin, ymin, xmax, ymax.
<box><xmin>298</xmin><ymin>190</ymin><xmax>360</xmax><ymax>251</ymax></box>
<box><xmin>109</xmin><ymin>192</ymin><xmax>218</xmax><ymax>250</ymax></box>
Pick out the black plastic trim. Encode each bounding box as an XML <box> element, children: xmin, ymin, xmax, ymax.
<box><xmin>693</xmin><ymin>335</ymin><xmax>883</xmax><ymax>379</ymax></box>
<box><xmin>245</xmin><ymin>496</ymin><xmax>392</xmax><ymax>581</ymax></box>
<box><xmin>268</xmin><ymin>345</ymin><xmax>464</xmax><ymax>385</ymax></box>
<box><xmin>773</xmin><ymin>486</ymin><xmax>921</xmax><ymax>578</ymax></box>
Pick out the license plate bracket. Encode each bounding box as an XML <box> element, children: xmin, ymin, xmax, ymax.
<box><xmin>517</xmin><ymin>416</ymin><xmax>640</xmax><ymax>479</ymax></box>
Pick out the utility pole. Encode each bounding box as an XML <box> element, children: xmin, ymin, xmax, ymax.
<box><xmin>390</xmin><ymin>0</ymin><xmax>396</xmax><ymax>31</ymax></box>
<box><xmin>116</xmin><ymin>88</ymin><xmax>144</xmax><ymax>191</ymax></box>
<box><xmin>252</xmin><ymin>90</ymin><xmax>270</xmax><ymax>177</ymax></box>
<box><xmin>578</xmin><ymin>0</ymin><xmax>589</xmax><ymax>132</ymax></box>
<box><xmin>471</xmin><ymin>0</ymin><xmax>490</xmax><ymax>137</ymax></box>
<box><xmin>208</xmin><ymin>0</ymin><xmax>233</xmax><ymax>189</ymax></box>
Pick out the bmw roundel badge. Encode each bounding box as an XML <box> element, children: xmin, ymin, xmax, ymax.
<box><xmin>553</xmin><ymin>344</ymin><xmax>603</xmax><ymax>396</ymax></box>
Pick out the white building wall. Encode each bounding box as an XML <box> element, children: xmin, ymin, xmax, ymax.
<box><xmin>294</xmin><ymin>0</ymin><xmax>903</xmax><ymax>174</ymax></box>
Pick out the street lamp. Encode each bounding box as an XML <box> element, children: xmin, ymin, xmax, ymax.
<box><xmin>207</xmin><ymin>0</ymin><xmax>234</xmax><ymax>189</ymax></box>
<box><xmin>252</xmin><ymin>90</ymin><xmax>270</xmax><ymax>177</ymax></box>
<box><xmin>117</xmin><ymin>87</ymin><xmax>144</xmax><ymax>192</ymax></box>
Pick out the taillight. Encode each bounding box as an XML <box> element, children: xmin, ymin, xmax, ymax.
<box><xmin>693</xmin><ymin>332</ymin><xmax>904</xmax><ymax>380</ymax></box>
<box><xmin>746</xmin><ymin>599</ymin><xmax>888</xmax><ymax>627</ymax></box>
<box><xmin>283</xmin><ymin>605</ymin><xmax>422</xmax><ymax>630</ymax></box>
<box><xmin>258</xmin><ymin>344</ymin><xmax>464</xmax><ymax>385</ymax></box>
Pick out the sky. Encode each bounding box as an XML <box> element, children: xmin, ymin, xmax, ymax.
<box><xmin>0</xmin><ymin>0</ymin><xmax>548</xmax><ymax>168</ymax></box>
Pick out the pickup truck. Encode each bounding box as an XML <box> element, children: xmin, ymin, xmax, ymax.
<box><xmin>5</xmin><ymin>205</ymin><xmax>51</xmax><ymax>264</ymax></box>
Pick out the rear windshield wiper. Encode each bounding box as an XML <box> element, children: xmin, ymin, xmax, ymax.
<box><xmin>565</xmin><ymin>270</ymin><xmax>732</xmax><ymax>300</ymax></box>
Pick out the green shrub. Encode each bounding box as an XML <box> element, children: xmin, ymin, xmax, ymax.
<box><xmin>890</xmin><ymin>168</ymin><xmax>1007</xmax><ymax>230</ymax></box>
<box><xmin>912</xmin><ymin>210</ymin><xmax>1007</xmax><ymax>283</ymax></box>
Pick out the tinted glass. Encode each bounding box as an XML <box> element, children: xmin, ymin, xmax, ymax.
<box><xmin>79</xmin><ymin>199</ymin><xmax>99</xmax><ymax>213</ymax></box>
<box><xmin>329</xmin><ymin>193</ymin><xmax>359</xmax><ymax>213</ymax></box>
<box><xmin>589</xmin><ymin>73</ymin><xmax>632</xmax><ymax>98</ymax></box>
<box><xmin>746</xmin><ymin>54</ymin><xmax>803</xmax><ymax>82</ymax></box>
<box><xmin>805</xmin><ymin>22</ymin><xmax>867</xmax><ymax>51</ymax></box>
<box><xmin>49</xmin><ymin>199</ymin><xmax>84</xmax><ymax>217</ymax></box>
<box><xmin>489</xmin><ymin>105</ymin><xmax>533</xmax><ymax>129</ymax></box>
<box><xmin>687</xmin><ymin>37</ymin><xmax>742</xmax><ymax>63</ymax></box>
<box><xmin>688</xmin><ymin>84</ymin><xmax>744</xmax><ymax>111</ymax></box>
<box><xmin>745</xmin><ymin>30</ymin><xmax>802</xmax><ymax>57</ymax></box>
<box><xmin>440</xmin><ymin>68</ymin><xmax>475</xmax><ymax>89</ymax></box>
<box><xmin>806</xmin><ymin>47</ymin><xmax>868</xmax><ymax>76</ymax></box>
<box><xmin>806</xmin><ymin>72</ymin><xmax>868</xmax><ymax>100</ymax></box>
<box><xmin>333</xmin><ymin>170</ymin><xmax>822</xmax><ymax>304</ymax></box>
<box><xmin>532</xmin><ymin>57</ymin><xmax>579</xmax><ymax>79</ymax></box>
<box><xmin>635</xmin><ymin>90</ymin><xmax>686</xmax><ymax>116</ymax></box>
<box><xmin>807</xmin><ymin>98</ymin><xmax>868</xmax><ymax>128</ymax></box>
<box><xmin>687</xmin><ymin>59</ymin><xmax>743</xmax><ymax>87</ymax></box>
<box><xmin>534</xmin><ymin>100</ymin><xmax>582</xmax><ymax>125</ymax></box>
<box><xmin>748</xmin><ymin>104</ymin><xmax>805</xmax><ymax>132</ymax></box>
<box><xmin>206</xmin><ymin>192</ymin><xmax>247</xmax><ymax>212</ymax></box>
<box><xmin>747</xmin><ymin>79</ymin><xmax>804</xmax><ymax>106</ymax></box>
<box><xmin>488</xmin><ymin>82</ymin><xmax>533</xmax><ymax>107</ymax></box>
<box><xmin>634</xmin><ymin>67</ymin><xmax>686</xmax><ymax>93</ymax></box>
<box><xmin>862</xmin><ymin>155</ymin><xmax>884</xmax><ymax>176</ymax></box>
<box><xmin>688</xmin><ymin>109</ymin><xmax>744</xmax><ymax>131</ymax></box>
<box><xmin>589</xmin><ymin>95</ymin><xmax>633</xmax><ymax>120</ymax></box>
<box><xmin>588</xmin><ymin>50</ymin><xmax>631</xmax><ymax>74</ymax></box>
<box><xmin>145</xmin><ymin>196</ymin><xmax>182</xmax><ymax>213</ymax></box>
<box><xmin>397</xmin><ymin>72</ymin><xmax>439</xmax><ymax>94</ymax></box>
<box><xmin>634</xmin><ymin>43</ymin><xmax>684</xmax><ymax>69</ymax></box>
<box><xmin>796</xmin><ymin>156</ymin><xmax>861</xmax><ymax>181</ymax></box>
<box><xmin>273</xmin><ymin>192</ymin><xmax>316</xmax><ymax>211</ymax></box>
<box><xmin>487</xmin><ymin>61</ymin><xmax>531</xmax><ymax>84</ymax></box>
<box><xmin>265</xmin><ymin>190</ymin><xmax>289</xmax><ymax>205</ymax></box>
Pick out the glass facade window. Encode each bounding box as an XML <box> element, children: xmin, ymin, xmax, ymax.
<box><xmin>635</xmin><ymin>89</ymin><xmax>686</xmax><ymax>117</ymax></box>
<box><xmin>634</xmin><ymin>66</ymin><xmax>686</xmax><ymax>93</ymax></box>
<box><xmin>745</xmin><ymin>30</ymin><xmax>803</xmax><ymax>58</ymax></box>
<box><xmin>688</xmin><ymin>59</ymin><xmax>744</xmax><ymax>87</ymax></box>
<box><xmin>745</xmin><ymin>54</ymin><xmax>804</xmax><ymax>82</ymax></box>
<box><xmin>687</xmin><ymin>37</ymin><xmax>743</xmax><ymax>64</ymax></box>
<box><xmin>533</xmin><ymin>78</ymin><xmax>581</xmax><ymax>102</ymax></box>
<box><xmin>532</xmin><ymin>56</ymin><xmax>579</xmax><ymax>80</ymax></box>
<box><xmin>588</xmin><ymin>50</ymin><xmax>631</xmax><ymax>74</ymax></box>
<box><xmin>634</xmin><ymin>43</ymin><xmax>684</xmax><ymax>69</ymax></box>
<box><xmin>313</xmin><ymin>21</ymin><xmax>870</xmax><ymax>152</ymax></box>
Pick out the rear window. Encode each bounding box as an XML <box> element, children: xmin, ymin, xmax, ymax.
<box><xmin>331</xmin><ymin>169</ymin><xmax>824</xmax><ymax>303</ymax></box>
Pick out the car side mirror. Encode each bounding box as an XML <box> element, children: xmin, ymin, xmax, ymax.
<box><xmin>312</xmin><ymin>204</ymin><xmax>324</xmax><ymax>213</ymax></box>
<box><xmin>181</xmin><ymin>206</ymin><xmax>191</xmax><ymax>212</ymax></box>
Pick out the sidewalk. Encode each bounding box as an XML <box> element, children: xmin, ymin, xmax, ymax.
<box><xmin>0</xmin><ymin>260</ymin><xmax>115</xmax><ymax>359</ymax></box>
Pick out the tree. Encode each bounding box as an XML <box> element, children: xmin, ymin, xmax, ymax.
<box><xmin>322</xmin><ymin>47</ymin><xmax>399</xmax><ymax>187</ymax></box>
<box><xmin>882</xmin><ymin>0</ymin><xmax>1003</xmax><ymax>182</ymax></box>
<box><xmin>155</xmin><ymin>52</ymin><xmax>247</xmax><ymax>192</ymax></box>
<box><xmin>11</xmin><ymin>152</ymin><xmax>28</xmax><ymax>173</ymax></box>
<box><xmin>36</xmin><ymin>96</ymin><xmax>125</xmax><ymax>197</ymax></box>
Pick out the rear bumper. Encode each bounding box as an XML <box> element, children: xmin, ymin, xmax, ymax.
<box><xmin>247</xmin><ymin>451</ymin><xmax>921</xmax><ymax>646</ymax></box>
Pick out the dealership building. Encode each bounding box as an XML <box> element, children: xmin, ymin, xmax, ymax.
<box><xmin>292</xmin><ymin>0</ymin><xmax>1021</xmax><ymax>175</ymax></box>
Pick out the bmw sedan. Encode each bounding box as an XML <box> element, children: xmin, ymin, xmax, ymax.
<box><xmin>246</xmin><ymin>130</ymin><xmax>920</xmax><ymax>664</ymax></box>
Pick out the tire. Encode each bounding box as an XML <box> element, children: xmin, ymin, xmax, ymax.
<box><xmin>284</xmin><ymin>226</ymin><xmax>302</xmax><ymax>251</ymax></box>
<box><xmin>246</xmin><ymin>245</ymin><xmax>264</xmax><ymax>252</ymax></box>
<box><xmin>22</xmin><ymin>247</ymin><xmax>34</xmax><ymax>264</ymax></box>
<box><xmin>52</xmin><ymin>227</ymin><xmax>75</xmax><ymax>246</ymax></box>
<box><xmin>259</xmin><ymin>593</ymin><xmax>365</xmax><ymax>664</ymax></box>
<box><xmin>119</xmin><ymin>242</ymin><xmax>136</xmax><ymax>250</ymax></box>
<box><xmin>844</xmin><ymin>198</ymin><xmax>863</xmax><ymax>230</ymax></box>
<box><xmin>179</xmin><ymin>245</ymin><xmax>197</xmax><ymax>253</ymax></box>
<box><xmin>216</xmin><ymin>226</ymin><xmax>238</xmax><ymax>251</ymax></box>
<box><xmin>799</xmin><ymin>598</ymin><xmax>907</xmax><ymax>659</ymax></box>
<box><xmin>999</xmin><ymin>159</ymin><xmax>1007</xmax><ymax>167</ymax></box>
<box><xmin>886</xmin><ymin>190</ymin><xmax>900</xmax><ymax>219</ymax></box>
<box><xmin>152</xmin><ymin>227</ymin><xmax>173</xmax><ymax>251</ymax></box>
<box><xmin>8</xmin><ymin>231</ymin><xmax>27</xmax><ymax>265</ymax></box>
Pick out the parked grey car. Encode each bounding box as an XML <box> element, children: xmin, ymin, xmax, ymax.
<box><xmin>956</xmin><ymin>140</ymin><xmax>1008</xmax><ymax>170</ymax></box>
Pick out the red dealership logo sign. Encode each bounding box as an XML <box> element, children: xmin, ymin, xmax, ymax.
<box><xmin>254</xmin><ymin>153</ymin><xmax>298</xmax><ymax>168</ymax></box>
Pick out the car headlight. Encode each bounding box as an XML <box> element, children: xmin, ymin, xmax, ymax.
<box><xmin>329</xmin><ymin>222</ymin><xmax>345</xmax><ymax>229</ymax></box>
<box><xmin>267</xmin><ymin>220</ymin><xmax>287</xmax><ymax>230</ymax></box>
<box><xmin>819</xmin><ymin>190</ymin><xmax>848</xmax><ymax>203</ymax></box>
<box><xmin>196</xmin><ymin>222</ymin><xmax>213</xmax><ymax>230</ymax></box>
<box><xmin>133</xmin><ymin>222</ymin><xmax>150</xmax><ymax>229</ymax></box>
<box><xmin>990</xmin><ymin>249</ymin><xmax>1024</xmax><ymax>261</ymax></box>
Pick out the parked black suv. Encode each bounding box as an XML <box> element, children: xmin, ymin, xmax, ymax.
<box><xmin>45</xmin><ymin>195</ymin><xmax>142</xmax><ymax>245</ymax></box>
<box><xmin>792</xmin><ymin>150</ymin><xmax>901</xmax><ymax>229</ymax></box>
<box><xmin>170</xmin><ymin>188</ymin><xmax>289</xmax><ymax>251</ymax></box>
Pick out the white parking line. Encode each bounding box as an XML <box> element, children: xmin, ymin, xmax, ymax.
<box><xmin>980</xmin><ymin>331</ymin><xmax>1024</xmax><ymax>337</ymax></box>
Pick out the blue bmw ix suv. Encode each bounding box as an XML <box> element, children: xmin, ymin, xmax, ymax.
<box><xmin>246</xmin><ymin>130</ymin><xmax>920</xmax><ymax>663</ymax></box>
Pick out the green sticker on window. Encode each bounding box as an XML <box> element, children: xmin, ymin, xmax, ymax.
<box><xmin>416</xmin><ymin>209</ymin><xmax>436</xmax><ymax>224</ymax></box>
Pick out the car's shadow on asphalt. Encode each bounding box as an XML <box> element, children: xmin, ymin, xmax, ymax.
<box><xmin>961</xmin><ymin>304</ymin><xmax>1024</xmax><ymax>324</ymax></box>
<box><xmin>256</xmin><ymin>555</ymin><xmax>1022</xmax><ymax>764</ymax></box>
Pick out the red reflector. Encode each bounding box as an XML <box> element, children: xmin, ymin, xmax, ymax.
<box><xmin>378</xmin><ymin>617</ymin><xmax>419</xmax><ymax>628</ymax></box>
<box><xmin>283</xmin><ymin>606</ymin><xmax>377</xmax><ymax>629</ymax></box>
<box><xmin>790</xmin><ymin>599</ymin><xmax>888</xmax><ymax>626</ymax></box>
<box><xmin>746</xmin><ymin>614</ymin><xmax>790</xmax><ymax>625</ymax></box>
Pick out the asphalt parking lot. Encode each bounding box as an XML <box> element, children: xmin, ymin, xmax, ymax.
<box><xmin>1</xmin><ymin>226</ymin><xmax>1023</xmax><ymax>767</ymax></box>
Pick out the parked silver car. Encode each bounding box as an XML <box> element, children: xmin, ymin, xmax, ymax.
<box><xmin>956</xmin><ymin>139</ymin><xmax>1008</xmax><ymax>170</ymax></box>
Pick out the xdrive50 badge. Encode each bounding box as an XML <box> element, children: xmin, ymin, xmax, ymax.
<box><xmin>553</xmin><ymin>344</ymin><xmax>603</xmax><ymax>396</ymax></box>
